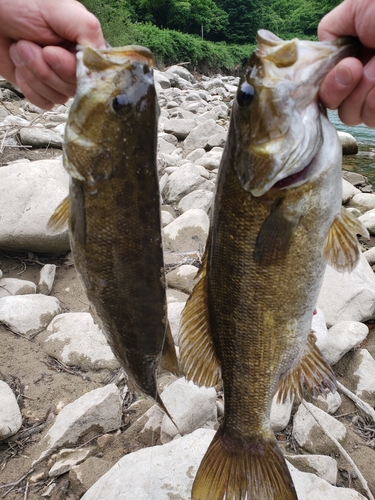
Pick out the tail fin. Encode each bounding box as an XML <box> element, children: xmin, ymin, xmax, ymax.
<box><xmin>192</xmin><ymin>426</ymin><xmax>297</xmax><ymax>500</ymax></box>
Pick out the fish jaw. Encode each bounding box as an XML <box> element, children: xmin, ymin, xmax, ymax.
<box><xmin>64</xmin><ymin>45</ymin><xmax>158</xmax><ymax>191</ymax></box>
<box><xmin>234</xmin><ymin>31</ymin><xmax>358</xmax><ymax>197</ymax></box>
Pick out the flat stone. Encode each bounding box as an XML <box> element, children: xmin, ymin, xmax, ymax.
<box><xmin>348</xmin><ymin>193</ymin><xmax>375</xmax><ymax>213</ymax></box>
<box><xmin>183</xmin><ymin>119</ymin><xmax>226</xmax><ymax>153</ymax></box>
<box><xmin>49</xmin><ymin>448</ymin><xmax>94</xmax><ymax>477</ymax></box>
<box><xmin>0</xmin><ymin>381</ymin><xmax>22</xmax><ymax>441</ymax></box>
<box><xmin>342</xmin><ymin>178</ymin><xmax>361</xmax><ymax>204</ymax></box>
<box><xmin>0</xmin><ymin>277</ymin><xmax>36</xmax><ymax>295</ymax></box>
<box><xmin>70</xmin><ymin>457</ymin><xmax>113</xmax><ymax>497</ymax></box>
<box><xmin>166</xmin><ymin>265</ymin><xmax>198</xmax><ymax>295</ymax></box>
<box><xmin>317</xmin><ymin>253</ymin><xmax>375</xmax><ymax>327</ymax></box>
<box><xmin>177</xmin><ymin>189</ymin><xmax>214</xmax><ymax>214</ymax></box>
<box><xmin>0</xmin><ymin>294</ymin><xmax>61</xmax><ymax>336</ymax></box>
<box><xmin>348</xmin><ymin>349</ymin><xmax>375</xmax><ymax>406</ymax></box>
<box><xmin>163</xmin><ymin>118</ymin><xmax>197</xmax><ymax>140</ymax></box>
<box><xmin>163</xmin><ymin>209</ymin><xmax>210</xmax><ymax>253</ymax></box>
<box><xmin>39</xmin><ymin>312</ymin><xmax>119</xmax><ymax>370</ymax></box>
<box><xmin>33</xmin><ymin>384</ymin><xmax>122</xmax><ymax>464</ymax></box>
<box><xmin>160</xmin><ymin>378</ymin><xmax>217</xmax><ymax>443</ymax></box>
<box><xmin>19</xmin><ymin>127</ymin><xmax>63</xmax><ymax>148</ymax></box>
<box><xmin>163</xmin><ymin>164</ymin><xmax>214</xmax><ymax>204</ymax></box>
<box><xmin>287</xmin><ymin>454</ymin><xmax>337</xmax><ymax>485</ymax></box>
<box><xmin>270</xmin><ymin>395</ymin><xmax>293</xmax><ymax>432</ymax></box>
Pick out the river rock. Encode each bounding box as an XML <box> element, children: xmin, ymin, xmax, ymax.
<box><xmin>160</xmin><ymin>378</ymin><xmax>217</xmax><ymax>443</ymax></box>
<box><xmin>358</xmin><ymin>208</ymin><xmax>375</xmax><ymax>235</ymax></box>
<box><xmin>0</xmin><ymin>380</ymin><xmax>22</xmax><ymax>440</ymax></box>
<box><xmin>163</xmin><ymin>164</ymin><xmax>214</xmax><ymax>203</ymax></box>
<box><xmin>33</xmin><ymin>384</ymin><xmax>122</xmax><ymax>464</ymax></box>
<box><xmin>337</xmin><ymin>349</ymin><xmax>375</xmax><ymax>407</ymax></box>
<box><xmin>154</xmin><ymin>70</ymin><xmax>171</xmax><ymax>89</ymax></box>
<box><xmin>183</xmin><ymin>119</ymin><xmax>226</xmax><ymax>153</ymax></box>
<box><xmin>0</xmin><ymin>277</ymin><xmax>36</xmax><ymax>296</ymax></box>
<box><xmin>37</xmin><ymin>264</ymin><xmax>56</xmax><ymax>294</ymax></box>
<box><xmin>49</xmin><ymin>448</ymin><xmax>94</xmax><ymax>477</ymax></box>
<box><xmin>314</xmin><ymin>390</ymin><xmax>342</xmax><ymax>414</ymax></box>
<box><xmin>39</xmin><ymin>312</ymin><xmax>119</xmax><ymax>370</ymax></box>
<box><xmin>363</xmin><ymin>246</ymin><xmax>375</xmax><ymax>265</ymax></box>
<box><xmin>164</xmin><ymin>118</ymin><xmax>198</xmax><ymax>140</ymax></box>
<box><xmin>292</xmin><ymin>402</ymin><xmax>347</xmax><ymax>455</ymax></box>
<box><xmin>0</xmin><ymin>158</ymin><xmax>69</xmax><ymax>252</ymax></box>
<box><xmin>287</xmin><ymin>455</ymin><xmax>337</xmax><ymax>485</ymax></box>
<box><xmin>337</xmin><ymin>131</ymin><xmax>358</xmax><ymax>155</ymax></box>
<box><xmin>167</xmin><ymin>302</ymin><xmax>186</xmax><ymax>344</ymax></box>
<box><xmin>163</xmin><ymin>208</ymin><xmax>210</xmax><ymax>253</ymax></box>
<box><xmin>166</xmin><ymin>264</ymin><xmax>198</xmax><ymax>294</ymax></box>
<box><xmin>185</xmin><ymin>147</ymin><xmax>206</xmax><ymax>162</ymax></box>
<box><xmin>348</xmin><ymin>193</ymin><xmax>375</xmax><ymax>213</ymax></box>
<box><xmin>177</xmin><ymin>189</ymin><xmax>214</xmax><ymax>214</ymax></box>
<box><xmin>342</xmin><ymin>179</ymin><xmax>361</xmax><ymax>204</ymax></box>
<box><xmin>69</xmin><ymin>457</ymin><xmax>113</xmax><ymax>497</ymax></box>
<box><xmin>316</xmin><ymin>321</ymin><xmax>369</xmax><ymax>365</ymax></box>
<box><xmin>167</xmin><ymin>65</ymin><xmax>195</xmax><ymax>83</ymax></box>
<box><xmin>270</xmin><ymin>394</ymin><xmax>293</xmax><ymax>432</ymax></box>
<box><xmin>19</xmin><ymin>127</ymin><xmax>63</xmax><ymax>148</ymax></box>
<box><xmin>317</xmin><ymin>253</ymin><xmax>375</xmax><ymax>327</ymax></box>
<box><xmin>158</xmin><ymin>137</ymin><xmax>177</xmax><ymax>155</ymax></box>
<box><xmin>0</xmin><ymin>294</ymin><xmax>62</xmax><ymax>336</ymax></box>
<box><xmin>80</xmin><ymin>428</ymin><xmax>366</xmax><ymax>500</ymax></box>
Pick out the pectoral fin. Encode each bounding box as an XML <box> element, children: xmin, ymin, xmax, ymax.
<box><xmin>46</xmin><ymin>196</ymin><xmax>69</xmax><ymax>234</ymax></box>
<box><xmin>276</xmin><ymin>331</ymin><xmax>336</xmax><ymax>404</ymax></box>
<box><xmin>179</xmin><ymin>243</ymin><xmax>221</xmax><ymax>387</ymax></box>
<box><xmin>254</xmin><ymin>201</ymin><xmax>300</xmax><ymax>265</ymax></box>
<box><xmin>324</xmin><ymin>207</ymin><xmax>369</xmax><ymax>272</ymax></box>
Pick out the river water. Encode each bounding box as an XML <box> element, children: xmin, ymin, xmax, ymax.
<box><xmin>328</xmin><ymin>110</ymin><xmax>375</xmax><ymax>188</ymax></box>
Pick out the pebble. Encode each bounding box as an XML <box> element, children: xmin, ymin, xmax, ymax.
<box><xmin>37</xmin><ymin>264</ymin><xmax>56</xmax><ymax>295</ymax></box>
<box><xmin>165</xmin><ymin>264</ymin><xmax>198</xmax><ymax>294</ymax></box>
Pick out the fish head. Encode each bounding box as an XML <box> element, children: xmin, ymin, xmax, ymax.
<box><xmin>234</xmin><ymin>30</ymin><xmax>358</xmax><ymax>197</ymax></box>
<box><xmin>64</xmin><ymin>45</ymin><xmax>159</xmax><ymax>192</ymax></box>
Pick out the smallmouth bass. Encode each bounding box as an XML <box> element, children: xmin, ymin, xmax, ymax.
<box><xmin>179</xmin><ymin>31</ymin><xmax>367</xmax><ymax>499</ymax></box>
<box><xmin>49</xmin><ymin>45</ymin><xmax>178</xmax><ymax>411</ymax></box>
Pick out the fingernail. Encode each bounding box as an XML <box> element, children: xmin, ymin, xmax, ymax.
<box><xmin>335</xmin><ymin>65</ymin><xmax>353</xmax><ymax>86</ymax></box>
<box><xmin>9</xmin><ymin>44</ymin><xmax>23</xmax><ymax>66</ymax></box>
<box><xmin>364</xmin><ymin>58</ymin><xmax>375</xmax><ymax>81</ymax></box>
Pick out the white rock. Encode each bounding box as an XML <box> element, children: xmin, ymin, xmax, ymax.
<box><xmin>164</xmin><ymin>118</ymin><xmax>197</xmax><ymax>140</ymax></box>
<box><xmin>81</xmin><ymin>428</ymin><xmax>366</xmax><ymax>500</ymax></box>
<box><xmin>160</xmin><ymin>378</ymin><xmax>217</xmax><ymax>443</ymax></box>
<box><xmin>163</xmin><ymin>164</ymin><xmax>214</xmax><ymax>203</ymax></box>
<box><xmin>154</xmin><ymin>70</ymin><xmax>171</xmax><ymax>89</ymax></box>
<box><xmin>183</xmin><ymin>119</ymin><xmax>226</xmax><ymax>153</ymax></box>
<box><xmin>161</xmin><ymin>210</ymin><xmax>174</xmax><ymax>227</ymax></box>
<box><xmin>0</xmin><ymin>294</ymin><xmax>62</xmax><ymax>336</ymax></box>
<box><xmin>166</xmin><ymin>264</ymin><xmax>198</xmax><ymax>294</ymax></box>
<box><xmin>363</xmin><ymin>246</ymin><xmax>375</xmax><ymax>265</ymax></box>
<box><xmin>0</xmin><ymin>381</ymin><xmax>22</xmax><ymax>440</ymax></box>
<box><xmin>37</xmin><ymin>264</ymin><xmax>56</xmax><ymax>295</ymax></box>
<box><xmin>358</xmin><ymin>208</ymin><xmax>375</xmax><ymax>235</ymax></box>
<box><xmin>49</xmin><ymin>448</ymin><xmax>93</xmax><ymax>477</ymax></box>
<box><xmin>316</xmin><ymin>321</ymin><xmax>369</xmax><ymax>365</ymax></box>
<box><xmin>348</xmin><ymin>193</ymin><xmax>375</xmax><ymax>213</ymax></box>
<box><xmin>19</xmin><ymin>127</ymin><xmax>63</xmax><ymax>148</ymax></box>
<box><xmin>288</xmin><ymin>463</ymin><xmax>364</xmax><ymax>499</ymax></box>
<box><xmin>166</xmin><ymin>289</ymin><xmax>189</xmax><ymax>304</ymax></box>
<box><xmin>337</xmin><ymin>131</ymin><xmax>358</xmax><ymax>155</ymax></box>
<box><xmin>351</xmin><ymin>349</ymin><xmax>375</xmax><ymax>404</ymax></box>
<box><xmin>292</xmin><ymin>402</ymin><xmax>347</xmax><ymax>454</ymax></box>
<box><xmin>34</xmin><ymin>384</ymin><xmax>122</xmax><ymax>464</ymax></box>
<box><xmin>158</xmin><ymin>137</ymin><xmax>177</xmax><ymax>155</ymax></box>
<box><xmin>167</xmin><ymin>302</ymin><xmax>186</xmax><ymax>344</ymax></box>
<box><xmin>0</xmin><ymin>277</ymin><xmax>36</xmax><ymax>295</ymax></box>
<box><xmin>342</xmin><ymin>178</ymin><xmax>361</xmax><ymax>204</ymax></box>
<box><xmin>40</xmin><ymin>313</ymin><xmax>119</xmax><ymax>370</ymax></box>
<box><xmin>270</xmin><ymin>394</ymin><xmax>293</xmax><ymax>432</ymax></box>
<box><xmin>195</xmin><ymin>156</ymin><xmax>221</xmax><ymax>171</ymax></box>
<box><xmin>177</xmin><ymin>189</ymin><xmax>214</xmax><ymax>214</ymax></box>
<box><xmin>315</xmin><ymin>390</ymin><xmax>342</xmax><ymax>414</ymax></box>
<box><xmin>287</xmin><ymin>454</ymin><xmax>337</xmax><ymax>485</ymax></box>
<box><xmin>185</xmin><ymin>148</ymin><xmax>206</xmax><ymax>162</ymax></box>
<box><xmin>2</xmin><ymin>115</ymin><xmax>30</xmax><ymax>126</ymax></box>
<box><xmin>317</xmin><ymin>253</ymin><xmax>375</xmax><ymax>327</ymax></box>
<box><xmin>0</xmin><ymin>158</ymin><xmax>69</xmax><ymax>252</ymax></box>
<box><xmin>311</xmin><ymin>308</ymin><xmax>328</xmax><ymax>341</ymax></box>
<box><xmin>163</xmin><ymin>208</ymin><xmax>210</xmax><ymax>253</ymax></box>
<box><xmin>167</xmin><ymin>65</ymin><xmax>195</xmax><ymax>83</ymax></box>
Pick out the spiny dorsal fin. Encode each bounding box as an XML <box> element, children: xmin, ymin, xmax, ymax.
<box><xmin>192</xmin><ymin>426</ymin><xmax>298</xmax><ymax>500</ymax></box>
<box><xmin>324</xmin><ymin>207</ymin><xmax>369</xmax><ymax>272</ymax></box>
<box><xmin>46</xmin><ymin>196</ymin><xmax>69</xmax><ymax>235</ymax></box>
<box><xmin>178</xmin><ymin>245</ymin><xmax>221</xmax><ymax>387</ymax></box>
<box><xmin>276</xmin><ymin>330</ymin><xmax>336</xmax><ymax>404</ymax></box>
<box><xmin>254</xmin><ymin>201</ymin><xmax>300</xmax><ymax>265</ymax></box>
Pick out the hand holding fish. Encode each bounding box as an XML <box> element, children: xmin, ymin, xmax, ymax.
<box><xmin>318</xmin><ymin>0</ymin><xmax>375</xmax><ymax>127</ymax></box>
<box><xmin>0</xmin><ymin>0</ymin><xmax>105</xmax><ymax>109</ymax></box>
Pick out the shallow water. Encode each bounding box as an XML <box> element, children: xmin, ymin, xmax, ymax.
<box><xmin>328</xmin><ymin>110</ymin><xmax>375</xmax><ymax>188</ymax></box>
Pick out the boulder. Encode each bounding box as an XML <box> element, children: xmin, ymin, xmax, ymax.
<box><xmin>337</xmin><ymin>131</ymin><xmax>358</xmax><ymax>155</ymax></box>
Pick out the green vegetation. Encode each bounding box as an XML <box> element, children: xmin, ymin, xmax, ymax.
<box><xmin>80</xmin><ymin>0</ymin><xmax>342</xmax><ymax>72</ymax></box>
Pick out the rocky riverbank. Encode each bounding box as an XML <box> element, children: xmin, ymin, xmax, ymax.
<box><xmin>0</xmin><ymin>66</ymin><xmax>375</xmax><ymax>500</ymax></box>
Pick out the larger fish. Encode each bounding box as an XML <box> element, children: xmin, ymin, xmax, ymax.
<box><xmin>49</xmin><ymin>45</ymin><xmax>178</xmax><ymax>411</ymax></box>
<box><xmin>179</xmin><ymin>31</ymin><xmax>367</xmax><ymax>499</ymax></box>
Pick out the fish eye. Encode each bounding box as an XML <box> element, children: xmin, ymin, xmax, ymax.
<box><xmin>112</xmin><ymin>93</ymin><xmax>132</xmax><ymax>113</ymax></box>
<box><xmin>237</xmin><ymin>81</ymin><xmax>255</xmax><ymax>107</ymax></box>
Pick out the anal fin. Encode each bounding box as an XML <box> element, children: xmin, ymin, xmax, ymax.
<box><xmin>179</xmin><ymin>244</ymin><xmax>221</xmax><ymax>387</ymax></box>
<box><xmin>276</xmin><ymin>331</ymin><xmax>336</xmax><ymax>404</ymax></box>
<box><xmin>324</xmin><ymin>207</ymin><xmax>369</xmax><ymax>272</ymax></box>
<box><xmin>160</xmin><ymin>321</ymin><xmax>180</xmax><ymax>376</ymax></box>
<box><xmin>192</xmin><ymin>426</ymin><xmax>297</xmax><ymax>500</ymax></box>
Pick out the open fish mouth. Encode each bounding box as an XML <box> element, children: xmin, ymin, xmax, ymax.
<box><xmin>271</xmin><ymin>160</ymin><xmax>314</xmax><ymax>190</ymax></box>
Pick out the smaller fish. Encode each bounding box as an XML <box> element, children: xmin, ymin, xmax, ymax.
<box><xmin>49</xmin><ymin>45</ymin><xmax>178</xmax><ymax>414</ymax></box>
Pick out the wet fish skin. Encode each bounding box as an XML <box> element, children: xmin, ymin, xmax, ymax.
<box><xmin>54</xmin><ymin>45</ymin><xmax>178</xmax><ymax>407</ymax></box>
<box><xmin>179</xmin><ymin>31</ymin><xmax>366</xmax><ymax>500</ymax></box>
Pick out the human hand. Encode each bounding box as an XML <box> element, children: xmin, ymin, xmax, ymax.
<box><xmin>0</xmin><ymin>0</ymin><xmax>105</xmax><ymax>109</ymax></box>
<box><xmin>318</xmin><ymin>0</ymin><xmax>375</xmax><ymax>127</ymax></box>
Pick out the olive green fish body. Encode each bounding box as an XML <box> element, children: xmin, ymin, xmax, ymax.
<box><xmin>56</xmin><ymin>46</ymin><xmax>177</xmax><ymax>404</ymax></box>
<box><xmin>180</xmin><ymin>31</ymin><xmax>367</xmax><ymax>499</ymax></box>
